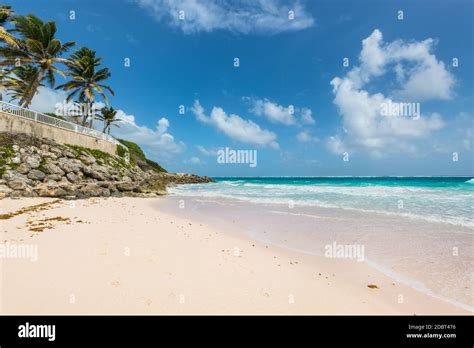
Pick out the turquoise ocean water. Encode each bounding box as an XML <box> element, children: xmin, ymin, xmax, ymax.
<box><xmin>170</xmin><ymin>177</ymin><xmax>474</xmax><ymax>228</ymax></box>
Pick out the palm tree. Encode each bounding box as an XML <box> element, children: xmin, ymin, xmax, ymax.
<box><xmin>5</xmin><ymin>65</ymin><xmax>44</xmax><ymax>104</ymax></box>
<box><xmin>56</xmin><ymin>47</ymin><xmax>114</xmax><ymax>127</ymax></box>
<box><xmin>0</xmin><ymin>5</ymin><xmax>18</xmax><ymax>101</ymax></box>
<box><xmin>97</xmin><ymin>106</ymin><xmax>120</xmax><ymax>134</ymax></box>
<box><xmin>0</xmin><ymin>14</ymin><xmax>75</xmax><ymax>108</ymax></box>
<box><xmin>0</xmin><ymin>5</ymin><xmax>18</xmax><ymax>48</ymax></box>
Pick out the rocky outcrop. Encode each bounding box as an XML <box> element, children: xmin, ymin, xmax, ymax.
<box><xmin>0</xmin><ymin>132</ymin><xmax>212</xmax><ymax>199</ymax></box>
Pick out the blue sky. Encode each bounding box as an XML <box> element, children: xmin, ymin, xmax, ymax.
<box><xmin>4</xmin><ymin>0</ymin><xmax>473</xmax><ymax>176</ymax></box>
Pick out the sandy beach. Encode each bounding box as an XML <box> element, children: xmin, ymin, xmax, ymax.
<box><xmin>0</xmin><ymin>196</ymin><xmax>469</xmax><ymax>314</ymax></box>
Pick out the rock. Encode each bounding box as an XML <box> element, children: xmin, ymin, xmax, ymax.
<box><xmin>137</xmin><ymin>177</ymin><xmax>167</xmax><ymax>195</ymax></box>
<box><xmin>16</xmin><ymin>162</ymin><xmax>31</xmax><ymax>174</ymax></box>
<box><xmin>11</xmin><ymin>154</ymin><xmax>21</xmax><ymax>164</ymax></box>
<box><xmin>79</xmin><ymin>183</ymin><xmax>108</xmax><ymax>197</ymax></box>
<box><xmin>11</xmin><ymin>188</ymin><xmax>37</xmax><ymax>197</ymax></box>
<box><xmin>43</xmin><ymin>162</ymin><xmax>65</xmax><ymax>176</ymax></box>
<box><xmin>2</xmin><ymin>170</ymin><xmax>29</xmax><ymax>183</ymax></box>
<box><xmin>42</xmin><ymin>152</ymin><xmax>58</xmax><ymax>160</ymax></box>
<box><xmin>7</xmin><ymin>179</ymin><xmax>28</xmax><ymax>190</ymax></box>
<box><xmin>66</xmin><ymin>172</ymin><xmax>80</xmax><ymax>183</ymax></box>
<box><xmin>98</xmin><ymin>182</ymin><xmax>118</xmax><ymax>193</ymax></box>
<box><xmin>45</xmin><ymin>174</ymin><xmax>62</xmax><ymax>181</ymax></box>
<box><xmin>12</xmin><ymin>145</ymin><xmax>19</xmax><ymax>151</ymax></box>
<box><xmin>24</xmin><ymin>155</ymin><xmax>41</xmax><ymax>168</ymax></box>
<box><xmin>40</xmin><ymin>144</ymin><xmax>49</xmax><ymax>152</ymax></box>
<box><xmin>58</xmin><ymin>157</ymin><xmax>82</xmax><ymax>173</ymax></box>
<box><xmin>79</xmin><ymin>154</ymin><xmax>96</xmax><ymax>165</ymax></box>
<box><xmin>0</xmin><ymin>184</ymin><xmax>13</xmax><ymax>194</ymax></box>
<box><xmin>49</xmin><ymin>146</ymin><xmax>63</xmax><ymax>155</ymax></box>
<box><xmin>116</xmin><ymin>181</ymin><xmax>139</xmax><ymax>192</ymax></box>
<box><xmin>63</xmin><ymin>150</ymin><xmax>76</xmax><ymax>158</ymax></box>
<box><xmin>27</xmin><ymin>169</ymin><xmax>46</xmax><ymax>181</ymax></box>
<box><xmin>83</xmin><ymin>166</ymin><xmax>106</xmax><ymax>181</ymax></box>
<box><xmin>0</xmin><ymin>131</ymin><xmax>213</xmax><ymax>199</ymax></box>
<box><xmin>35</xmin><ymin>183</ymin><xmax>68</xmax><ymax>197</ymax></box>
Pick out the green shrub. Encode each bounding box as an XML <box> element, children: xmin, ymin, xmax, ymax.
<box><xmin>116</xmin><ymin>144</ymin><xmax>127</xmax><ymax>158</ymax></box>
<box><xmin>117</xmin><ymin>139</ymin><xmax>146</xmax><ymax>160</ymax></box>
<box><xmin>146</xmin><ymin>158</ymin><xmax>167</xmax><ymax>173</ymax></box>
<box><xmin>117</xmin><ymin>138</ymin><xmax>167</xmax><ymax>173</ymax></box>
<box><xmin>0</xmin><ymin>145</ymin><xmax>16</xmax><ymax>176</ymax></box>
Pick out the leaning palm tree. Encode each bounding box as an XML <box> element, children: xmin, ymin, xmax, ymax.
<box><xmin>0</xmin><ymin>5</ymin><xmax>19</xmax><ymax>48</ymax></box>
<box><xmin>0</xmin><ymin>5</ymin><xmax>18</xmax><ymax>101</ymax></box>
<box><xmin>5</xmin><ymin>65</ymin><xmax>44</xmax><ymax>104</ymax></box>
<box><xmin>96</xmin><ymin>106</ymin><xmax>120</xmax><ymax>134</ymax></box>
<box><xmin>56</xmin><ymin>47</ymin><xmax>114</xmax><ymax>127</ymax></box>
<box><xmin>0</xmin><ymin>14</ymin><xmax>75</xmax><ymax>108</ymax></box>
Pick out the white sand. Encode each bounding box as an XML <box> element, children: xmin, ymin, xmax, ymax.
<box><xmin>0</xmin><ymin>197</ymin><xmax>468</xmax><ymax>314</ymax></box>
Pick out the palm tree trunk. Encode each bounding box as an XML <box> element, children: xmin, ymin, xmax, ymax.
<box><xmin>22</xmin><ymin>70</ymin><xmax>44</xmax><ymax>109</ymax></box>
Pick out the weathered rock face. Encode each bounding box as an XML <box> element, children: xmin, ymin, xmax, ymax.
<box><xmin>0</xmin><ymin>132</ymin><xmax>213</xmax><ymax>199</ymax></box>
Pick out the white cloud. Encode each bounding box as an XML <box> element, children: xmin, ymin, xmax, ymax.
<box><xmin>135</xmin><ymin>0</ymin><xmax>314</xmax><ymax>34</ymax></box>
<box><xmin>328</xmin><ymin>29</ymin><xmax>450</xmax><ymax>156</ymax></box>
<box><xmin>113</xmin><ymin>110</ymin><xmax>185</xmax><ymax>160</ymax></box>
<box><xmin>296</xmin><ymin>130</ymin><xmax>319</xmax><ymax>143</ymax></box>
<box><xmin>192</xmin><ymin>100</ymin><xmax>279</xmax><ymax>148</ymax></box>
<box><xmin>183</xmin><ymin>156</ymin><xmax>201</xmax><ymax>164</ymax></box>
<box><xmin>348</xmin><ymin>29</ymin><xmax>455</xmax><ymax>100</ymax></box>
<box><xmin>300</xmin><ymin>107</ymin><xmax>315</xmax><ymax>125</ymax></box>
<box><xmin>196</xmin><ymin>145</ymin><xmax>218</xmax><ymax>156</ymax></box>
<box><xmin>250</xmin><ymin>98</ymin><xmax>296</xmax><ymax>125</ymax></box>
<box><xmin>29</xmin><ymin>87</ymin><xmax>68</xmax><ymax>113</ymax></box>
<box><xmin>247</xmin><ymin>97</ymin><xmax>315</xmax><ymax>126</ymax></box>
<box><xmin>326</xmin><ymin>136</ymin><xmax>346</xmax><ymax>154</ymax></box>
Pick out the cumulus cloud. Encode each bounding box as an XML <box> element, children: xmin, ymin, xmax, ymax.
<box><xmin>296</xmin><ymin>130</ymin><xmax>319</xmax><ymax>143</ymax></box>
<box><xmin>347</xmin><ymin>29</ymin><xmax>455</xmax><ymax>100</ymax></box>
<box><xmin>328</xmin><ymin>29</ymin><xmax>451</xmax><ymax>156</ymax></box>
<box><xmin>192</xmin><ymin>100</ymin><xmax>279</xmax><ymax>148</ymax></box>
<box><xmin>135</xmin><ymin>0</ymin><xmax>314</xmax><ymax>34</ymax></box>
<box><xmin>113</xmin><ymin>110</ymin><xmax>185</xmax><ymax>160</ymax></box>
<box><xmin>247</xmin><ymin>97</ymin><xmax>315</xmax><ymax>126</ymax></box>
<box><xmin>249</xmin><ymin>98</ymin><xmax>296</xmax><ymax>125</ymax></box>
<box><xmin>29</xmin><ymin>87</ymin><xmax>68</xmax><ymax>113</ymax></box>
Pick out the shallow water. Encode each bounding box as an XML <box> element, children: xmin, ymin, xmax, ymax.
<box><xmin>170</xmin><ymin>177</ymin><xmax>474</xmax><ymax>228</ymax></box>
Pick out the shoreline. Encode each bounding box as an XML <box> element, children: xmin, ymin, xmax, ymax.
<box><xmin>158</xmin><ymin>194</ymin><xmax>474</xmax><ymax>313</ymax></box>
<box><xmin>0</xmin><ymin>196</ymin><xmax>470</xmax><ymax>314</ymax></box>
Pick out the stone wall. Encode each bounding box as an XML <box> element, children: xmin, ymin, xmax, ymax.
<box><xmin>0</xmin><ymin>111</ymin><xmax>117</xmax><ymax>155</ymax></box>
<box><xmin>0</xmin><ymin>132</ymin><xmax>213</xmax><ymax>199</ymax></box>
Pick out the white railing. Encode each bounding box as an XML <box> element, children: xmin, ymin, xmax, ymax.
<box><xmin>0</xmin><ymin>100</ymin><xmax>122</xmax><ymax>146</ymax></box>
